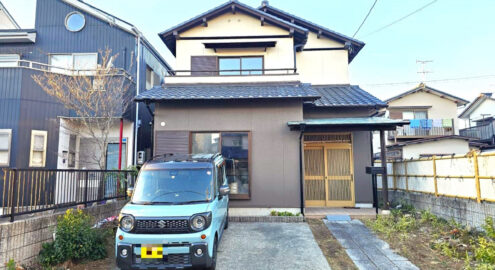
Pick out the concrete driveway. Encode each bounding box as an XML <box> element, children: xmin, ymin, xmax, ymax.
<box><xmin>217</xmin><ymin>222</ymin><xmax>331</xmax><ymax>270</ymax></box>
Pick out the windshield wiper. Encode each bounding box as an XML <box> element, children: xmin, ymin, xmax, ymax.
<box><xmin>132</xmin><ymin>201</ymin><xmax>175</xmax><ymax>205</ymax></box>
<box><xmin>175</xmin><ymin>200</ymin><xmax>209</xmax><ymax>205</ymax></box>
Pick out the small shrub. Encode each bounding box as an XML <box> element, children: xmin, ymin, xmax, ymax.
<box><xmin>483</xmin><ymin>217</ymin><xmax>495</xmax><ymax>240</ymax></box>
<box><xmin>270</xmin><ymin>210</ymin><xmax>300</xmax><ymax>216</ymax></box>
<box><xmin>6</xmin><ymin>259</ymin><xmax>15</xmax><ymax>270</ymax></box>
<box><xmin>474</xmin><ymin>236</ymin><xmax>495</xmax><ymax>264</ymax></box>
<box><xmin>38</xmin><ymin>209</ymin><xmax>108</xmax><ymax>267</ymax></box>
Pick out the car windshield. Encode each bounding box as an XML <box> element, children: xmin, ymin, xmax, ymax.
<box><xmin>131</xmin><ymin>168</ymin><xmax>213</xmax><ymax>204</ymax></box>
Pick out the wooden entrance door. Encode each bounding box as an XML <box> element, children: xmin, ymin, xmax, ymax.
<box><xmin>304</xmin><ymin>143</ymin><xmax>355</xmax><ymax>207</ymax></box>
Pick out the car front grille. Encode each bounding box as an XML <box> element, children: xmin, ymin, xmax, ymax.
<box><xmin>134</xmin><ymin>218</ymin><xmax>190</xmax><ymax>234</ymax></box>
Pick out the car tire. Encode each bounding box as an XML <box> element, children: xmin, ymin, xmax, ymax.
<box><xmin>224</xmin><ymin>211</ymin><xmax>229</xmax><ymax>229</ymax></box>
<box><xmin>206</xmin><ymin>238</ymin><xmax>218</xmax><ymax>270</ymax></box>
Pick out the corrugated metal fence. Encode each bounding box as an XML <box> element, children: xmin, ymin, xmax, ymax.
<box><xmin>377</xmin><ymin>152</ymin><xmax>495</xmax><ymax>203</ymax></box>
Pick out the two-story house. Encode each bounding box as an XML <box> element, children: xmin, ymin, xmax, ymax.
<box><xmin>383</xmin><ymin>83</ymin><xmax>471</xmax><ymax>159</ymax></box>
<box><xmin>135</xmin><ymin>0</ymin><xmax>405</xmax><ymax>214</ymax></box>
<box><xmin>459</xmin><ymin>93</ymin><xmax>495</xmax><ymax>147</ymax></box>
<box><xmin>0</xmin><ymin>0</ymin><xmax>171</xmax><ymax>173</ymax></box>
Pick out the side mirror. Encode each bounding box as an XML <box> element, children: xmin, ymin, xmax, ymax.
<box><xmin>126</xmin><ymin>187</ymin><xmax>134</xmax><ymax>198</ymax></box>
<box><xmin>219</xmin><ymin>185</ymin><xmax>230</xmax><ymax>196</ymax></box>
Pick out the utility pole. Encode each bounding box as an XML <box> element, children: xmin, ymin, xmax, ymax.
<box><xmin>416</xmin><ymin>60</ymin><xmax>433</xmax><ymax>82</ymax></box>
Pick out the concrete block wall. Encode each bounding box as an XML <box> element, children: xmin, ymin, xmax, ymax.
<box><xmin>0</xmin><ymin>200</ymin><xmax>127</xmax><ymax>269</ymax></box>
<box><xmin>386</xmin><ymin>191</ymin><xmax>495</xmax><ymax>229</ymax></box>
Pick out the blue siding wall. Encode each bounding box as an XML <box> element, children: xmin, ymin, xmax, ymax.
<box><xmin>0</xmin><ymin>68</ymin><xmax>22</xmax><ymax>168</ymax></box>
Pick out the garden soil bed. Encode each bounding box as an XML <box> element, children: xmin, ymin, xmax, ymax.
<box><xmin>307</xmin><ymin>218</ymin><xmax>357</xmax><ymax>270</ymax></box>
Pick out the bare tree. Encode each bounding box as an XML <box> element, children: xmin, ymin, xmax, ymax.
<box><xmin>32</xmin><ymin>49</ymin><xmax>134</xmax><ymax>169</ymax></box>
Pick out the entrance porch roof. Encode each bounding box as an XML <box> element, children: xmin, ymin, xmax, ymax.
<box><xmin>287</xmin><ymin>117</ymin><xmax>409</xmax><ymax>131</ymax></box>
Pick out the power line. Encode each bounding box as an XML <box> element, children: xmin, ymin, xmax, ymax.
<box><xmin>363</xmin><ymin>74</ymin><xmax>495</xmax><ymax>87</ymax></box>
<box><xmin>352</xmin><ymin>0</ymin><xmax>378</xmax><ymax>38</ymax></box>
<box><xmin>361</xmin><ymin>0</ymin><xmax>438</xmax><ymax>38</ymax></box>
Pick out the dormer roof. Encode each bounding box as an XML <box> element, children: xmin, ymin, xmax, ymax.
<box><xmin>258</xmin><ymin>2</ymin><xmax>365</xmax><ymax>62</ymax></box>
<box><xmin>158</xmin><ymin>0</ymin><xmax>309</xmax><ymax>56</ymax></box>
<box><xmin>385</xmin><ymin>83</ymin><xmax>469</xmax><ymax>106</ymax></box>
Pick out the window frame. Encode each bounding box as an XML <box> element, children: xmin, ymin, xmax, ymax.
<box><xmin>48</xmin><ymin>53</ymin><xmax>98</xmax><ymax>74</ymax></box>
<box><xmin>105</xmin><ymin>140</ymin><xmax>128</xmax><ymax>170</ymax></box>
<box><xmin>0</xmin><ymin>54</ymin><xmax>20</xmax><ymax>67</ymax></box>
<box><xmin>0</xmin><ymin>129</ymin><xmax>12</xmax><ymax>167</ymax></box>
<box><xmin>218</xmin><ymin>56</ymin><xmax>264</xmax><ymax>76</ymax></box>
<box><xmin>189</xmin><ymin>131</ymin><xmax>251</xmax><ymax>200</ymax></box>
<box><xmin>65</xmin><ymin>11</ymin><xmax>86</xmax><ymax>32</ymax></box>
<box><xmin>29</xmin><ymin>130</ymin><xmax>48</xmax><ymax>168</ymax></box>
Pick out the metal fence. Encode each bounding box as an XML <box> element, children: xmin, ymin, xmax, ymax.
<box><xmin>460</xmin><ymin>122</ymin><xmax>495</xmax><ymax>141</ymax></box>
<box><xmin>0</xmin><ymin>168</ymin><xmax>136</xmax><ymax>222</ymax></box>
<box><xmin>377</xmin><ymin>151</ymin><xmax>495</xmax><ymax>203</ymax></box>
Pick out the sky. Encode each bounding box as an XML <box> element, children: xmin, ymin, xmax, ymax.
<box><xmin>3</xmin><ymin>0</ymin><xmax>495</xmax><ymax>101</ymax></box>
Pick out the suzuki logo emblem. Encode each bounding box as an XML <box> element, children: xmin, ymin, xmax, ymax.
<box><xmin>157</xmin><ymin>220</ymin><xmax>166</xmax><ymax>228</ymax></box>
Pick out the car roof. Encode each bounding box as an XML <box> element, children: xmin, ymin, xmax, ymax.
<box><xmin>143</xmin><ymin>153</ymin><xmax>223</xmax><ymax>170</ymax></box>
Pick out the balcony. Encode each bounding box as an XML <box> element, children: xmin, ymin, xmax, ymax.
<box><xmin>164</xmin><ymin>68</ymin><xmax>300</xmax><ymax>84</ymax></box>
<box><xmin>460</xmin><ymin>121</ymin><xmax>495</xmax><ymax>142</ymax></box>
<box><xmin>388</xmin><ymin>118</ymin><xmax>455</xmax><ymax>140</ymax></box>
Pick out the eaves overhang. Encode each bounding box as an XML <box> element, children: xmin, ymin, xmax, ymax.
<box><xmin>158</xmin><ymin>1</ymin><xmax>309</xmax><ymax>56</ymax></box>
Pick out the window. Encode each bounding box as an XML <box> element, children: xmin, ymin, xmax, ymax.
<box><xmin>219</xmin><ymin>56</ymin><xmax>263</xmax><ymax>75</ymax></box>
<box><xmin>106</xmin><ymin>142</ymin><xmax>127</xmax><ymax>170</ymax></box>
<box><xmin>68</xmin><ymin>134</ymin><xmax>76</xmax><ymax>168</ymax></box>
<box><xmin>29</xmin><ymin>130</ymin><xmax>47</xmax><ymax>167</ymax></box>
<box><xmin>65</xmin><ymin>12</ymin><xmax>86</xmax><ymax>32</ymax></box>
<box><xmin>216</xmin><ymin>163</ymin><xmax>226</xmax><ymax>194</ymax></box>
<box><xmin>0</xmin><ymin>129</ymin><xmax>12</xmax><ymax>166</ymax></box>
<box><xmin>49</xmin><ymin>53</ymin><xmax>97</xmax><ymax>74</ymax></box>
<box><xmin>0</xmin><ymin>54</ymin><xmax>19</xmax><ymax>67</ymax></box>
<box><xmin>191</xmin><ymin>132</ymin><xmax>250</xmax><ymax>198</ymax></box>
<box><xmin>146</xmin><ymin>65</ymin><xmax>161</xmax><ymax>89</ymax></box>
<box><xmin>403</xmin><ymin>111</ymin><xmax>427</xmax><ymax>120</ymax></box>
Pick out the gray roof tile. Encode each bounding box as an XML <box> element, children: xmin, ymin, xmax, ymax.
<box><xmin>311</xmin><ymin>85</ymin><xmax>386</xmax><ymax>107</ymax></box>
<box><xmin>135</xmin><ymin>83</ymin><xmax>320</xmax><ymax>101</ymax></box>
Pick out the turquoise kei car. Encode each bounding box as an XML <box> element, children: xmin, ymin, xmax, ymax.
<box><xmin>116</xmin><ymin>153</ymin><xmax>230</xmax><ymax>270</ymax></box>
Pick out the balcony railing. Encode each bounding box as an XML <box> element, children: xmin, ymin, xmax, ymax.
<box><xmin>388</xmin><ymin>118</ymin><xmax>455</xmax><ymax>139</ymax></box>
<box><xmin>460</xmin><ymin>121</ymin><xmax>495</xmax><ymax>141</ymax></box>
<box><xmin>164</xmin><ymin>68</ymin><xmax>299</xmax><ymax>84</ymax></box>
<box><xmin>0</xmin><ymin>59</ymin><xmax>133</xmax><ymax>80</ymax></box>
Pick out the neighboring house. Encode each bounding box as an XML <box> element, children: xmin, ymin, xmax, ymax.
<box><xmin>387</xmin><ymin>136</ymin><xmax>471</xmax><ymax>159</ymax></box>
<box><xmin>459</xmin><ymin>93</ymin><xmax>495</xmax><ymax>147</ymax></box>
<box><xmin>135</xmin><ymin>0</ymin><xmax>403</xmax><ymax>214</ymax></box>
<box><xmin>376</xmin><ymin>83</ymin><xmax>470</xmax><ymax>159</ymax></box>
<box><xmin>0</xmin><ymin>0</ymin><xmax>171</xmax><ymax>172</ymax></box>
<box><xmin>0</xmin><ymin>1</ymin><xmax>19</xmax><ymax>29</ymax></box>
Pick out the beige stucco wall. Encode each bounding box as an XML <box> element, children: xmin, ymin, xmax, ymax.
<box><xmin>388</xmin><ymin>90</ymin><xmax>461</xmax><ymax>133</ymax></box>
<box><xmin>173</xmin><ymin>12</ymin><xmax>350</xmax><ymax>85</ymax></box>
<box><xmin>402</xmin><ymin>139</ymin><xmax>470</xmax><ymax>159</ymax></box>
<box><xmin>154</xmin><ymin>100</ymin><xmax>303</xmax><ymax>208</ymax></box>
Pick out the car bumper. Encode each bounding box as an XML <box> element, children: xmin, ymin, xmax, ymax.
<box><xmin>115</xmin><ymin>229</ymin><xmax>213</xmax><ymax>269</ymax></box>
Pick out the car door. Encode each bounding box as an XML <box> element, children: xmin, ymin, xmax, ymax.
<box><xmin>216</xmin><ymin>164</ymin><xmax>228</xmax><ymax>227</ymax></box>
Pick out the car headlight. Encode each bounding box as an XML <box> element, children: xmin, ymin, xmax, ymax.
<box><xmin>119</xmin><ymin>214</ymin><xmax>135</xmax><ymax>232</ymax></box>
<box><xmin>190</xmin><ymin>212</ymin><xmax>212</xmax><ymax>232</ymax></box>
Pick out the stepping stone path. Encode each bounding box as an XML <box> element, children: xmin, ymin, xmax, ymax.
<box><xmin>324</xmin><ymin>218</ymin><xmax>419</xmax><ymax>270</ymax></box>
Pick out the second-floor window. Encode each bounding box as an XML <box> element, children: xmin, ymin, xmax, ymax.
<box><xmin>0</xmin><ymin>54</ymin><xmax>20</xmax><ymax>67</ymax></box>
<box><xmin>146</xmin><ymin>65</ymin><xmax>160</xmax><ymax>89</ymax></box>
<box><xmin>49</xmin><ymin>53</ymin><xmax>97</xmax><ymax>74</ymax></box>
<box><xmin>219</xmin><ymin>56</ymin><xmax>263</xmax><ymax>75</ymax></box>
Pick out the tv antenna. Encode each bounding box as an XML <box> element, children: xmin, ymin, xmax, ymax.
<box><xmin>416</xmin><ymin>60</ymin><xmax>433</xmax><ymax>82</ymax></box>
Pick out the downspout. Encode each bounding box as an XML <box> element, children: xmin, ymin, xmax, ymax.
<box><xmin>133</xmin><ymin>29</ymin><xmax>142</xmax><ymax>166</ymax></box>
<box><xmin>293</xmin><ymin>44</ymin><xmax>304</xmax><ymax>73</ymax></box>
<box><xmin>298</xmin><ymin>123</ymin><xmax>306</xmax><ymax>215</ymax></box>
<box><xmin>144</xmin><ymin>102</ymin><xmax>154</xmax><ymax>158</ymax></box>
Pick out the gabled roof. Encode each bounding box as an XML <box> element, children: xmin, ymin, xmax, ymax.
<box><xmin>385</xmin><ymin>83</ymin><xmax>469</xmax><ymax>106</ymax></box>
<box><xmin>309</xmin><ymin>85</ymin><xmax>386</xmax><ymax>108</ymax></box>
<box><xmin>258</xmin><ymin>2</ymin><xmax>365</xmax><ymax>62</ymax></box>
<box><xmin>459</xmin><ymin>93</ymin><xmax>495</xmax><ymax>119</ymax></box>
<box><xmin>158</xmin><ymin>0</ymin><xmax>309</xmax><ymax>56</ymax></box>
<box><xmin>0</xmin><ymin>1</ymin><xmax>20</xmax><ymax>29</ymax></box>
<box><xmin>61</xmin><ymin>0</ymin><xmax>172</xmax><ymax>71</ymax></box>
<box><xmin>134</xmin><ymin>83</ymin><xmax>320</xmax><ymax>102</ymax></box>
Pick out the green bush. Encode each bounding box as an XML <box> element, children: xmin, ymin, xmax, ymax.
<box><xmin>270</xmin><ymin>210</ymin><xmax>300</xmax><ymax>216</ymax></box>
<box><xmin>38</xmin><ymin>209</ymin><xmax>108</xmax><ymax>267</ymax></box>
<box><xmin>474</xmin><ymin>236</ymin><xmax>495</xmax><ymax>264</ymax></box>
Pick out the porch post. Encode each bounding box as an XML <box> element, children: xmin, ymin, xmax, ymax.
<box><xmin>380</xmin><ymin>129</ymin><xmax>389</xmax><ymax>210</ymax></box>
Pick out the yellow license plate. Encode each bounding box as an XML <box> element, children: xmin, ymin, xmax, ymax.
<box><xmin>141</xmin><ymin>245</ymin><xmax>164</xmax><ymax>259</ymax></box>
